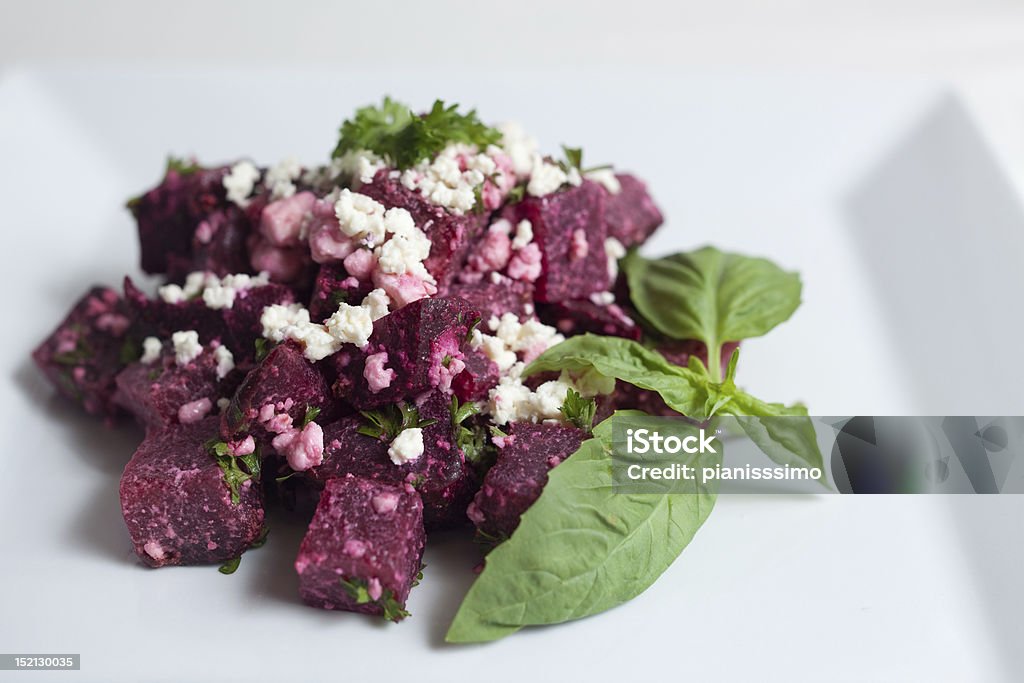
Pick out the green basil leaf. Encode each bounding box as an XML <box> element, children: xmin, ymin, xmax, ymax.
<box><xmin>446</xmin><ymin>413</ymin><xmax>719</xmax><ymax>643</ymax></box>
<box><xmin>623</xmin><ymin>246</ymin><xmax>801</xmax><ymax>378</ymax></box>
<box><xmin>524</xmin><ymin>334</ymin><xmax>709</xmax><ymax>417</ymax></box>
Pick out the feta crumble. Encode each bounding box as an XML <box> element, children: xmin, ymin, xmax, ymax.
<box><xmin>497</xmin><ymin>122</ymin><xmax>540</xmax><ymax>177</ymax></box>
<box><xmin>223</xmin><ymin>160</ymin><xmax>261</xmax><ymax>207</ymax></box>
<box><xmin>213</xmin><ymin>346</ymin><xmax>235</xmax><ymax>379</ymax></box>
<box><xmin>361</xmin><ymin>288</ymin><xmax>391</xmax><ymax>321</ymax></box>
<box><xmin>160</xmin><ymin>271</ymin><xmax>270</xmax><ymax>309</ymax></box>
<box><xmin>511</xmin><ymin>220</ymin><xmax>533</xmax><ymax>250</ymax></box>
<box><xmin>586</xmin><ymin>168</ymin><xmax>622</xmax><ymax>194</ymax></box>
<box><xmin>526</xmin><ymin>156</ymin><xmax>568</xmax><ymax>197</ymax></box>
<box><xmin>334</xmin><ymin>189</ymin><xmax>388</xmax><ymax>246</ymax></box>
<box><xmin>264</xmin><ymin>157</ymin><xmax>302</xmax><ymax>200</ymax></box>
<box><xmin>589</xmin><ymin>291</ymin><xmax>615</xmax><ymax>306</ymax></box>
<box><xmin>171</xmin><ymin>330</ymin><xmax>202</xmax><ymax>366</ymax></box>
<box><xmin>325</xmin><ymin>303</ymin><xmax>374</xmax><ymax>348</ymax></box>
<box><xmin>388</xmin><ymin>427</ymin><xmax>425</xmax><ymax>465</ymax></box>
<box><xmin>333</xmin><ymin>149</ymin><xmax>385</xmax><ymax>186</ymax></box>
<box><xmin>605</xmin><ymin>236</ymin><xmax>626</xmax><ymax>280</ymax></box>
<box><xmin>400</xmin><ymin>143</ymin><xmax>505</xmax><ymax>214</ymax></box>
<box><xmin>139</xmin><ymin>336</ymin><xmax>162</xmax><ymax>364</ymax></box>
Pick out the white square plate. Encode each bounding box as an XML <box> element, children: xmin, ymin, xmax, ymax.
<box><xmin>1</xmin><ymin>66</ymin><xmax>1020</xmax><ymax>682</ymax></box>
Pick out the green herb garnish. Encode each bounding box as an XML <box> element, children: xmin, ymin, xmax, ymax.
<box><xmin>357</xmin><ymin>402</ymin><xmax>436</xmax><ymax>441</ymax></box>
<box><xmin>301</xmin><ymin>405</ymin><xmax>321</xmax><ymax>427</ymax></box>
<box><xmin>559</xmin><ymin>389</ymin><xmax>597</xmax><ymax>433</ymax></box>
<box><xmin>339</xmin><ymin>577</ymin><xmax>411</xmax><ymax>623</ymax></box>
<box><xmin>218</xmin><ymin>556</ymin><xmax>241</xmax><ymax>575</ymax></box>
<box><xmin>254</xmin><ymin>338</ymin><xmax>274</xmax><ymax>362</ymax></box>
<box><xmin>205</xmin><ymin>439</ymin><xmax>261</xmax><ymax>505</ymax></box>
<box><xmin>333</xmin><ymin>97</ymin><xmax>502</xmax><ymax>170</ymax></box>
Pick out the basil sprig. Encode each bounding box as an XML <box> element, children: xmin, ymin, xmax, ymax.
<box><xmin>524</xmin><ymin>335</ymin><xmax>824</xmax><ymax>478</ymax></box>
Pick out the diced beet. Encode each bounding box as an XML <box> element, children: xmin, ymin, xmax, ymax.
<box><xmin>114</xmin><ymin>341</ymin><xmax>238</xmax><ymax>430</ymax></box>
<box><xmin>180</xmin><ymin>206</ymin><xmax>253</xmax><ymax>279</ymax></box>
<box><xmin>539</xmin><ymin>298</ymin><xmax>641</xmax><ymax>340</ymax></box>
<box><xmin>466</xmin><ymin>422</ymin><xmax>584</xmax><ymax>541</ymax></box>
<box><xmin>451</xmin><ymin>349</ymin><xmax>500</xmax><ymax>402</ymax></box>
<box><xmin>359</xmin><ymin>170</ymin><xmax>486</xmax><ymax>288</ymax></box>
<box><xmin>119</xmin><ymin>417</ymin><xmax>264</xmax><ymax>568</ymax></box>
<box><xmin>308</xmin><ymin>391</ymin><xmax>477</xmax><ymax>530</ymax></box>
<box><xmin>445</xmin><ymin>278</ymin><xmax>533</xmax><ymax>322</ymax></box>
<box><xmin>602</xmin><ymin>173</ymin><xmax>663</xmax><ymax>247</ymax></box>
<box><xmin>129</xmin><ymin>165</ymin><xmax>231</xmax><ymax>275</ymax></box>
<box><xmin>505</xmin><ymin>181</ymin><xmax>609</xmax><ymax>302</ymax></box>
<box><xmin>32</xmin><ymin>286</ymin><xmax>134</xmax><ymax>420</ymax></box>
<box><xmin>337</xmin><ymin>296</ymin><xmax>478</xmax><ymax>409</ymax></box>
<box><xmin>220</xmin><ymin>341</ymin><xmax>332</xmax><ymax>442</ymax></box>
<box><xmin>308</xmin><ymin>263</ymin><xmax>371</xmax><ymax>322</ymax></box>
<box><xmin>123</xmin><ymin>277</ymin><xmax>295</xmax><ymax>363</ymax></box>
<box><xmin>295</xmin><ymin>476</ymin><xmax>424</xmax><ymax>618</ymax></box>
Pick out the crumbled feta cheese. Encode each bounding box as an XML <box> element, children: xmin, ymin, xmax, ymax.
<box><xmin>485</xmin><ymin>374</ymin><xmax>574</xmax><ymax>425</ymax></box>
<box><xmin>388</xmin><ymin>427</ymin><xmax>425</xmax><ymax>465</ymax></box>
<box><xmin>261</xmin><ymin>303</ymin><xmax>310</xmax><ymax>342</ymax></box>
<box><xmin>511</xmin><ymin>219</ymin><xmax>533</xmax><ymax>250</ymax></box>
<box><xmin>200</xmin><ymin>271</ymin><xmax>270</xmax><ymax>310</ymax></box>
<box><xmin>498</xmin><ymin>122</ymin><xmax>540</xmax><ymax>177</ymax></box>
<box><xmin>157</xmin><ymin>284</ymin><xmax>186</xmax><ymax>304</ymax></box>
<box><xmin>586</xmin><ymin>168</ymin><xmax>621</xmax><ymax>194</ymax></box>
<box><xmin>361</xmin><ymin>288</ymin><xmax>390</xmax><ymax>321</ymax></box>
<box><xmin>223</xmin><ymin>161</ymin><xmax>261</xmax><ymax>207</ymax></box>
<box><xmin>264</xmin><ymin>157</ymin><xmax>302</xmax><ymax>200</ymax></box>
<box><xmin>178</xmin><ymin>397</ymin><xmax>213</xmax><ymax>424</ymax></box>
<box><xmin>213</xmin><ymin>346</ymin><xmax>235</xmax><ymax>379</ymax></box>
<box><xmin>334</xmin><ymin>149</ymin><xmax>385</xmax><ymax>186</ymax></box>
<box><xmin>589</xmin><ymin>291</ymin><xmax>615</xmax><ymax>306</ymax></box>
<box><xmin>567</xmin><ymin>167</ymin><xmax>583</xmax><ymax>187</ymax></box>
<box><xmin>217</xmin><ymin>397</ymin><xmax>231</xmax><ymax>412</ymax></box>
<box><xmin>171</xmin><ymin>330</ymin><xmax>202</xmax><ymax>366</ymax></box>
<box><xmin>325</xmin><ymin>303</ymin><xmax>373</xmax><ymax>348</ymax></box>
<box><xmin>375</xmin><ymin>227</ymin><xmax>432</xmax><ymax>280</ymax></box>
<box><xmin>334</xmin><ymin>189</ymin><xmax>388</xmax><ymax>246</ymax></box>
<box><xmin>140</xmin><ymin>336</ymin><xmax>162</xmax><ymax>364</ymax></box>
<box><xmin>399</xmin><ymin>143</ymin><xmax>501</xmax><ymax>214</ymax></box>
<box><xmin>471</xmin><ymin>330</ymin><xmax>518</xmax><ymax>372</ymax></box>
<box><xmin>604</xmin><ymin>236</ymin><xmax>626</xmax><ymax>280</ymax></box>
<box><xmin>526</xmin><ymin>156</ymin><xmax>568</xmax><ymax>197</ymax></box>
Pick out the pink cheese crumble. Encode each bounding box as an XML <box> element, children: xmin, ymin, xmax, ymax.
<box><xmin>507</xmin><ymin>242</ymin><xmax>542</xmax><ymax>282</ymax></box>
<box><xmin>177</xmin><ymin>397</ymin><xmax>213</xmax><ymax>424</ymax></box>
<box><xmin>363</xmin><ymin>352</ymin><xmax>396</xmax><ymax>393</ymax></box>
<box><xmin>273</xmin><ymin>420</ymin><xmax>325</xmax><ymax>472</ymax></box>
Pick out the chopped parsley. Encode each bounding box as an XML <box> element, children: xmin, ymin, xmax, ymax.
<box><xmin>559</xmin><ymin>144</ymin><xmax>612</xmax><ymax>175</ymax></box>
<box><xmin>451</xmin><ymin>397</ymin><xmax>494</xmax><ymax>472</ymax></box>
<box><xmin>205</xmin><ymin>439</ymin><xmax>261</xmax><ymax>505</ymax></box>
<box><xmin>357</xmin><ymin>402</ymin><xmax>436</xmax><ymax>441</ymax></box>
<box><xmin>333</xmin><ymin>97</ymin><xmax>502</xmax><ymax>170</ymax></box>
<box><xmin>559</xmin><ymin>389</ymin><xmax>597</xmax><ymax>432</ymax></box>
<box><xmin>339</xmin><ymin>577</ymin><xmax>411</xmax><ymax>622</ymax></box>
<box><xmin>301</xmin><ymin>405</ymin><xmax>321</xmax><ymax>427</ymax></box>
<box><xmin>218</xmin><ymin>556</ymin><xmax>242</xmax><ymax>575</ymax></box>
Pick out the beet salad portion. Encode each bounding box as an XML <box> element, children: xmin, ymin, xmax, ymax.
<box><xmin>33</xmin><ymin>98</ymin><xmax>821</xmax><ymax>642</ymax></box>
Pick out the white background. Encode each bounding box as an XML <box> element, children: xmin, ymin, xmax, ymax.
<box><xmin>2</xmin><ymin>3</ymin><xmax>1023</xmax><ymax>682</ymax></box>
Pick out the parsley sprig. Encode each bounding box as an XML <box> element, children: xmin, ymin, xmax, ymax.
<box><xmin>205</xmin><ymin>439</ymin><xmax>262</xmax><ymax>505</ymax></box>
<box><xmin>559</xmin><ymin>389</ymin><xmax>597</xmax><ymax>433</ymax></box>
<box><xmin>339</xmin><ymin>577</ymin><xmax>411</xmax><ymax>622</ymax></box>
<box><xmin>357</xmin><ymin>402</ymin><xmax>436</xmax><ymax>441</ymax></box>
<box><xmin>333</xmin><ymin>97</ymin><xmax>502</xmax><ymax>170</ymax></box>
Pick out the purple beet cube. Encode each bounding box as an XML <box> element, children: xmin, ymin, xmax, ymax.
<box><xmin>114</xmin><ymin>340</ymin><xmax>238</xmax><ymax>430</ymax></box>
<box><xmin>466</xmin><ymin>422</ymin><xmax>584</xmax><ymax>541</ymax></box>
<box><xmin>123</xmin><ymin>276</ymin><xmax>295</xmax><ymax>363</ymax></box>
<box><xmin>32</xmin><ymin>286</ymin><xmax>134</xmax><ymax>420</ymax></box>
<box><xmin>506</xmin><ymin>180</ymin><xmax>609</xmax><ymax>302</ymax></box>
<box><xmin>450</xmin><ymin>349</ymin><xmax>500</xmax><ymax>402</ymax></box>
<box><xmin>340</xmin><ymin>296</ymin><xmax>479</xmax><ymax>409</ymax></box>
<box><xmin>119</xmin><ymin>417</ymin><xmax>264</xmax><ymax>567</ymax></box>
<box><xmin>308</xmin><ymin>263</ymin><xmax>370</xmax><ymax>322</ymax></box>
<box><xmin>295</xmin><ymin>476</ymin><xmax>424</xmax><ymax>619</ymax></box>
<box><xmin>177</xmin><ymin>206</ymin><xmax>254</xmax><ymax>279</ymax></box>
<box><xmin>308</xmin><ymin>390</ymin><xmax>477</xmax><ymax>530</ymax></box>
<box><xmin>445</xmin><ymin>278</ymin><xmax>534</xmax><ymax>323</ymax></box>
<box><xmin>128</xmin><ymin>164</ymin><xmax>231</xmax><ymax>275</ymax></box>
<box><xmin>220</xmin><ymin>340</ymin><xmax>332</xmax><ymax>442</ymax></box>
<box><xmin>602</xmin><ymin>173</ymin><xmax>663</xmax><ymax>247</ymax></box>
<box><xmin>358</xmin><ymin>170</ymin><xmax>486</xmax><ymax>288</ymax></box>
<box><xmin>539</xmin><ymin>297</ymin><xmax>641</xmax><ymax>341</ymax></box>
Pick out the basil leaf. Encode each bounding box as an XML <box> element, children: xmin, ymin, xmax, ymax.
<box><xmin>524</xmin><ymin>334</ymin><xmax>708</xmax><ymax>417</ymax></box>
<box><xmin>623</xmin><ymin>246</ymin><xmax>801</xmax><ymax>378</ymax></box>
<box><xmin>446</xmin><ymin>413</ymin><xmax>720</xmax><ymax>643</ymax></box>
